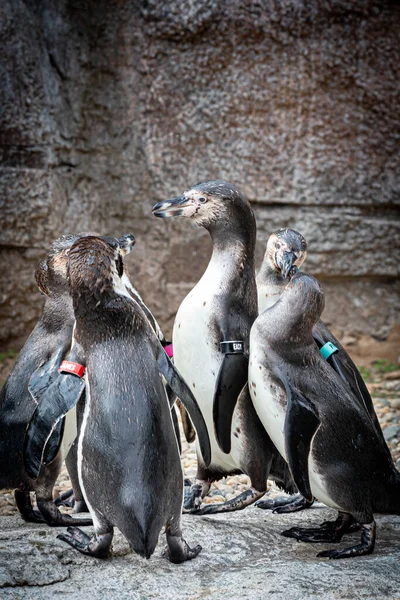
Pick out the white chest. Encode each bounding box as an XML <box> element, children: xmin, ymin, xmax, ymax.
<box><xmin>173</xmin><ymin>259</ymin><xmax>245</xmax><ymax>471</ymax></box>
<box><xmin>257</xmin><ymin>284</ymin><xmax>282</xmax><ymax>314</ymax></box>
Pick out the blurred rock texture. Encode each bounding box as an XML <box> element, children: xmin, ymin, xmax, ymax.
<box><xmin>0</xmin><ymin>0</ymin><xmax>399</xmax><ymax>359</ymax></box>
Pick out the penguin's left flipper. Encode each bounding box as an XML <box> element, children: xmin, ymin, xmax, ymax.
<box><xmin>24</xmin><ymin>374</ymin><xmax>85</xmax><ymax>480</ymax></box>
<box><xmin>312</xmin><ymin>329</ymin><xmax>384</xmax><ymax>443</ymax></box>
<box><xmin>213</xmin><ymin>352</ymin><xmax>249</xmax><ymax>454</ymax></box>
<box><xmin>283</xmin><ymin>383</ymin><xmax>320</xmax><ymax>503</ymax></box>
<box><xmin>157</xmin><ymin>347</ymin><xmax>211</xmax><ymax>468</ymax></box>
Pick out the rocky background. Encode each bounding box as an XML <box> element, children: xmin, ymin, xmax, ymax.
<box><xmin>0</xmin><ymin>0</ymin><xmax>399</xmax><ymax>362</ymax></box>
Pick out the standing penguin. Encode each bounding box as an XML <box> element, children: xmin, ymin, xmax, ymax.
<box><xmin>255</xmin><ymin>228</ymin><xmax>390</xmax><ymax>511</ymax></box>
<box><xmin>0</xmin><ymin>234</ymin><xmax>94</xmax><ymax>526</ymax></box>
<box><xmin>256</xmin><ymin>229</ymin><xmax>389</xmax><ymax>483</ymax></box>
<box><xmin>152</xmin><ymin>181</ymin><xmax>298</xmax><ymax>514</ymax></box>
<box><xmin>249</xmin><ymin>271</ymin><xmax>400</xmax><ymax>558</ymax></box>
<box><xmin>35</xmin><ymin>235</ymin><xmax>207</xmax><ymax>561</ymax></box>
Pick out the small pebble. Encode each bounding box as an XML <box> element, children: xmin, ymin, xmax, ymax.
<box><xmin>383</xmin><ymin>425</ymin><xmax>400</xmax><ymax>442</ymax></box>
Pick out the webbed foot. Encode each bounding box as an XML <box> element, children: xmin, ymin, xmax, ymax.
<box><xmin>163</xmin><ymin>536</ymin><xmax>202</xmax><ymax>563</ymax></box>
<box><xmin>317</xmin><ymin>521</ymin><xmax>375</xmax><ymax>559</ymax></box>
<box><xmin>58</xmin><ymin>526</ymin><xmax>112</xmax><ymax>558</ymax></box>
<box><xmin>190</xmin><ymin>488</ymin><xmax>264</xmax><ymax>515</ymax></box>
<box><xmin>54</xmin><ymin>489</ymin><xmax>74</xmax><ymax>507</ymax></box>
<box><xmin>256</xmin><ymin>493</ymin><xmax>314</xmax><ymax>513</ymax></box>
<box><xmin>37</xmin><ymin>500</ymin><xmax>92</xmax><ymax>527</ymax></box>
<box><xmin>282</xmin><ymin>512</ymin><xmax>359</xmax><ymax>544</ymax></box>
<box><xmin>54</xmin><ymin>490</ymin><xmax>89</xmax><ymax>513</ymax></box>
<box><xmin>183</xmin><ymin>479</ymin><xmax>210</xmax><ymax>512</ymax></box>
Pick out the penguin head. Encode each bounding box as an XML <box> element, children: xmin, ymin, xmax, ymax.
<box><xmin>36</xmin><ymin>234</ymin><xmax>82</xmax><ymax>296</ymax></box>
<box><xmin>152</xmin><ymin>180</ymin><xmax>252</xmax><ymax>230</ymax></box>
<box><xmin>66</xmin><ymin>234</ymin><xmax>135</xmax><ymax>305</ymax></box>
<box><xmin>266</xmin><ymin>229</ymin><xmax>307</xmax><ymax>279</ymax></box>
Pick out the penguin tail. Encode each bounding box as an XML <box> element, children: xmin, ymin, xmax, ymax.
<box><xmin>117</xmin><ymin>512</ymin><xmax>160</xmax><ymax>559</ymax></box>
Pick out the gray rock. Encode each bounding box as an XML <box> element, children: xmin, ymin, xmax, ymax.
<box><xmin>383</xmin><ymin>425</ymin><xmax>400</xmax><ymax>441</ymax></box>
<box><xmin>0</xmin><ymin>0</ymin><xmax>399</xmax><ymax>350</ymax></box>
<box><xmin>0</xmin><ymin>509</ymin><xmax>400</xmax><ymax>599</ymax></box>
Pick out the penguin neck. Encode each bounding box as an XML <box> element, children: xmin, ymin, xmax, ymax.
<box><xmin>41</xmin><ymin>292</ymin><xmax>74</xmax><ymax>329</ymax></box>
<box><xmin>256</xmin><ymin>259</ymin><xmax>287</xmax><ymax>314</ymax></box>
<box><xmin>206</xmin><ymin>222</ymin><xmax>256</xmax><ymax>289</ymax></box>
<box><xmin>257</xmin><ymin>258</ymin><xmax>285</xmax><ymax>290</ymax></box>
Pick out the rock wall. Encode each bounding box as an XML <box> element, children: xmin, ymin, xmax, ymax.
<box><xmin>1</xmin><ymin>0</ymin><xmax>399</xmax><ymax>358</ymax></box>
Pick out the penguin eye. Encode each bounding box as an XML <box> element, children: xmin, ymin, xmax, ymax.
<box><xmin>65</xmin><ymin>249</ymin><xmax>70</xmax><ymax>256</ymax></box>
<box><xmin>199</xmin><ymin>197</ymin><xmax>207</xmax><ymax>204</ymax></box>
<box><xmin>275</xmin><ymin>243</ymin><xmax>281</xmax><ymax>250</ymax></box>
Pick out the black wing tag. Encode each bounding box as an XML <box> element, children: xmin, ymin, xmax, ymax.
<box><xmin>213</xmin><ymin>341</ymin><xmax>248</xmax><ymax>454</ymax></box>
<box><xmin>283</xmin><ymin>383</ymin><xmax>320</xmax><ymax>503</ymax></box>
<box><xmin>24</xmin><ymin>341</ymin><xmax>85</xmax><ymax>480</ymax></box>
<box><xmin>157</xmin><ymin>347</ymin><xmax>211</xmax><ymax>468</ymax></box>
<box><xmin>24</xmin><ymin>373</ymin><xmax>85</xmax><ymax>479</ymax></box>
<box><xmin>29</xmin><ymin>346</ymin><xmax>67</xmax><ymax>405</ymax></box>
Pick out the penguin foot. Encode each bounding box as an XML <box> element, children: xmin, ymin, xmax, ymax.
<box><xmin>282</xmin><ymin>513</ymin><xmax>360</xmax><ymax>544</ymax></box>
<box><xmin>37</xmin><ymin>500</ymin><xmax>93</xmax><ymax>527</ymax></box>
<box><xmin>190</xmin><ymin>488</ymin><xmax>265</xmax><ymax>515</ymax></box>
<box><xmin>54</xmin><ymin>489</ymin><xmax>74</xmax><ymax>507</ymax></box>
<box><xmin>183</xmin><ymin>480</ymin><xmax>210</xmax><ymax>512</ymax></box>
<box><xmin>163</xmin><ymin>536</ymin><xmax>202</xmax><ymax>563</ymax></box>
<box><xmin>54</xmin><ymin>490</ymin><xmax>88</xmax><ymax>513</ymax></box>
<box><xmin>20</xmin><ymin>508</ymin><xmax>46</xmax><ymax>524</ymax></box>
<box><xmin>255</xmin><ymin>493</ymin><xmax>314</xmax><ymax>513</ymax></box>
<box><xmin>57</xmin><ymin>527</ymin><xmax>112</xmax><ymax>558</ymax></box>
<box><xmin>317</xmin><ymin>520</ymin><xmax>376</xmax><ymax>560</ymax></box>
<box><xmin>14</xmin><ymin>489</ymin><xmax>45</xmax><ymax>523</ymax></box>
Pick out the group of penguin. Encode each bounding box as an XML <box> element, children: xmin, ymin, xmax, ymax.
<box><xmin>1</xmin><ymin>180</ymin><xmax>399</xmax><ymax>563</ymax></box>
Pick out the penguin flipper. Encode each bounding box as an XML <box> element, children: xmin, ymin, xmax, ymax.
<box><xmin>312</xmin><ymin>328</ymin><xmax>386</xmax><ymax>444</ymax></box>
<box><xmin>24</xmin><ymin>374</ymin><xmax>85</xmax><ymax>480</ymax></box>
<box><xmin>28</xmin><ymin>345</ymin><xmax>67</xmax><ymax>404</ymax></box>
<box><xmin>213</xmin><ymin>353</ymin><xmax>249</xmax><ymax>454</ymax></box>
<box><xmin>157</xmin><ymin>348</ymin><xmax>211</xmax><ymax>468</ymax></box>
<box><xmin>283</xmin><ymin>383</ymin><xmax>320</xmax><ymax>503</ymax></box>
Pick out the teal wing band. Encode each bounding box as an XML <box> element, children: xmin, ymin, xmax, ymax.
<box><xmin>320</xmin><ymin>341</ymin><xmax>339</xmax><ymax>360</ymax></box>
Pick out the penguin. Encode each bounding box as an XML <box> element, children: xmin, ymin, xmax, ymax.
<box><xmin>24</xmin><ymin>234</ymin><xmax>204</xmax><ymax>480</ymax></box>
<box><xmin>152</xmin><ymin>181</ymin><xmax>299</xmax><ymax>515</ymax></box>
<box><xmin>249</xmin><ymin>271</ymin><xmax>400</xmax><ymax>558</ymax></box>
<box><xmin>29</xmin><ymin>235</ymin><xmax>208</xmax><ymax>561</ymax></box>
<box><xmin>254</xmin><ymin>229</ymin><xmax>389</xmax><ymax>514</ymax></box>
<box><xmin>0</xmin><ymin>233</ymin><xmax>98</xmax><ymax>526</ymax></box>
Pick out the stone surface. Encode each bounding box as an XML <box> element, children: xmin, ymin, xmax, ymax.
<box><xmin>0</xmin><ymin>0</ymin><xmax>399</xmax><ymax>353</ymax></box>
<box><xmin>0</xmin><ymin>511</ymin><xmax>400</xmax><ymax>599</ymax></box>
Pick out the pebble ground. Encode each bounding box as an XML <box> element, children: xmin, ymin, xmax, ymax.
<box><xmin>0</xmin><ymin>365</ymin><xmax>399</xmax><ymax>516</ymax></box>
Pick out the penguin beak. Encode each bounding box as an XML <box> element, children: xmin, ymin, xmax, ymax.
<box><xmin>277</xmin><ymin>251</ymin><xmax>296</xmax><ymax>279</ymax></box>
<box><xmin>152</xmin><ymin>196</ymin><xmax>196</xmax><ymax>218</ymax></box>
<box><xmin>118</xmin><ymin>234</ymin><xmax>136</xmax><ymax>256</ymax></box>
